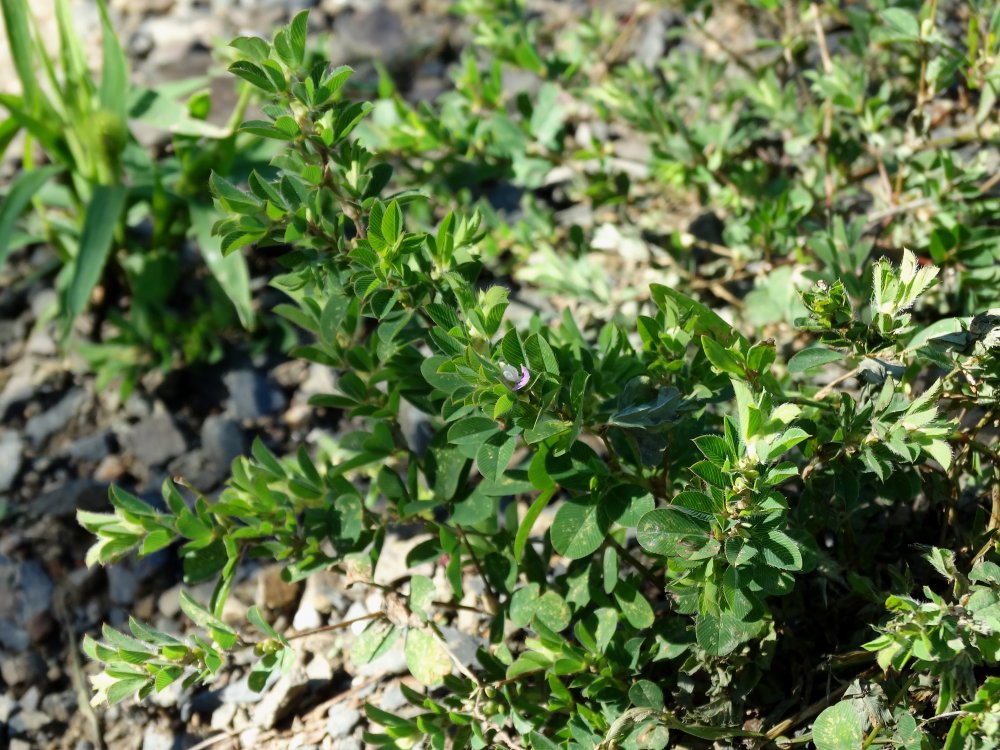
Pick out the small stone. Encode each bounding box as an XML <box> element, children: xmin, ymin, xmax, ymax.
<box><xmin>211</xmin><ymin>701</ymin><xmax>238</xmax><ymax>730</ymax></box>
<box><xmin>253</xmin><ymin>664</ymin><xmax>310</xmax><ymax>729</ymax></box>
<box><xmin>130</xmin><ymin>414</ymin><xmax>187</xmax><ymax>467</ymax></box>
<box><xmin>10</xmin><ymin>740</ymin><xmax>32</xmax><ymax>750</ymax></box>
<box><xmin>107</xmin><ymin>564</ymin><xmax>139</xmax><ymax>606</ymax></box>
<box><xmin>0</xmin><ymin>693</ymin><xmax>17</xmax><ymax>721</ymax></box>
<box><xmin>200</xmin><ymin>414</ymin><xmax>245</xmax><ymax>467</ymax></box>
<box><xmin>40</xmin><ymin>689</ymin><xmax>77</xmax><ymax>722</ymax></box>
<box><xmin>30</xmin><ymin>480</ymin><xmax>107</xmax><ymax>518</ymax></box>
<box><xmin>0</xmin><ymin>652</ymin><xmax>46</xmax><ymax>691</ymax></box>
<box><xmin>305</xmin><ymin>652</ymin><xmax>333</xmax><ymax>681</ymax></box>
<box><xmin>66</xmin><ymin>429</ymin><xmax>111</xmax><ymax>463</ymax></box>
<box><xmin>94</xmin><ymin>454</ymin><xmax>126</xmax><ymax>483</ymax></box>
<box><xmin>19</xmin><ymin>685</ymin><xmax>41</xmax><ymax>711</ymax></box>
<box><xmin>379</xmin><ymin>683</ymin><xmax>406</xmax><ymax>712</ymax></box>
<box><xmin>24</xmin><ymin>387</ymin><xmax>88</xmax><ymax>446</ymax></box>
<box><xmin>326</xmin><ymin>707</ymin><xmax>361</xmax><ymax>739</ymax></box>
<box><xmin>257</xmin><ymin>565</ymin><xmax>300</xmax><ymax>611</ymax></box>
<box><xmin>292</xmin><ymin>596</ymin><xmax>323</xmax><ymax>631</ymax></box>
<box><xmin>0</xmin><ymin>430</ymin><xmax>24</xmax><ymax>492</ymax></box>
<box><xmin>141</xmin><ymin>725</ymin><xmax>176</xmax><ymax>750</ymax></box>
<box><xmin>8</xmin><ymin>708</ymin><xmax>52</xmax><ymax>734</ymax></box>
<box><xmin>333</xmin><ymin>738</ymin><xmax>363</xmax><ymax>750</ymax></box>
<box><xmin>223</xmin><ymin>369</ymin><xmax>286</xmax><ymax>421</ymax></box>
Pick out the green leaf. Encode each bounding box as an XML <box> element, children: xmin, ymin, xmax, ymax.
<box><xmin>629</xmin><ymin>679</ymin><xmax>665</xmax><ymax>709</ymax></box>
<box><xmin>813</xmin><ymin>701</ymin><xmax>866</xmax><ymax>750</ymax></box>
<box><xmin>404</xmin><ymin>628</ymin><xmax>452</xmax><ymax>687</ymax></box>
<box><xmin>64</xmin><ymin>184</ymin><xmax>127</xmax><ymax>332</ymax></box>
<box><xmin>787</xmin><ymin>347</ymin><xmax>845</xmax><ymax>374</ymax></box>
<box><xmin>514</xmin><ymin>486</ymin><xmax>556</xmax><ymax>562</ymax></box>
<box><xmin>0</xmin><ymin>164</ymin><xmax>64</xmax><ymax>269</ymax></box>
<box><xmin>190</xmin><ymin>204</ymin><xmax>254</xmax><ymax>329</ymax></box>
<box><xmin>550</xmin><ymin>495</ymin><xmax>607</xmax><ymax>560</ymax></box>
<box><xmin>701</xmin><ymin>336</ymin><xmax>745</xmax><ymax>376</ymax></box>
<box><xmin>96</xmin><ymin>0</ymin><xmax>128</xmax><ymax>118</ymax></box>
<box><xmin>879</xmin><ymin>8</ymin><xmax>920</xmax><ymax>40</ymax></box>
<box><xmin>448</xmin><ymin>417</ymin><xmax>500</xmax><ymax>446</ymax></box>
<box><xmin>1</xmin><ymin>0</ymin><xmax>44</xmax><ymax>110</ymax></box>
<box><xmin>695</xmin><ymin>612</ymin><xmax>740</xmax><ymax>656</ymax></box>
<box><xmin>476</xmin><ymin>433</ymin><xmax>516</xmax><ymax>482</ymax></box>
<box><xmin>229</xmin><ymin>60</ymin><xmax>276</xmax><ymax>92</ymax></box>
<box><xmin>637</xmin><ymin>508</ymin><xmax>710</xmax><ymax>557</ymax></box>
<box><xmin>758</xmin><ymin>530</ymin><xmax>802</xmax><ymax>571</ymax></box>
<box><xmin>381</xmin><ymin>199</ymin><xmax>403</xmax><ymax>244</ymax></box>
<box><xmin>287</xmin><ymin>10</ymin><xmax>309</xmax><ymax>67</ymax></box>
<box><xmin>533</xmin><ymin>590</ymin><xmax>571</xmax><ymax>632</ymax></box>
<box><xmin>614</xmin><ymin>579</ymin><xmax>654</xmax><ymax>629</ymax></box>
<box><xmin>351</xmin><ymin>618</ymin><xmax>399</xmax><ymax>665</ymax></box>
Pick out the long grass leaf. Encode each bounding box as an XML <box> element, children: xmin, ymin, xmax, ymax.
<box><xmin>189</xmin><ymin>203</ymin><xmax>255</xmax><ymax>329</ymax></box>
<box><xmin>63</xmin><ymin>184</ymin><xmax>126</xmax><ymax>332</ymax></box>
<box><xmin>0</xmin><ymin>0</ymin><xmax>41</xmax><ymax>109</ymax></box>
<box><xmin>0</xmin><ymin>164</ymin><xmax>64</xmax><ymax>267</ymax></box>
<box><xmin>96</xmin><ymin>0</ymin><xmax>128</xmax><ymax>118</ymax></box>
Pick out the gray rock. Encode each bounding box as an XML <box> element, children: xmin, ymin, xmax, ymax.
<box><xmin>201</xmin><ymin>414</ymin><xmax>245</xmax><ymax>466</ymax></box>
<box><xmin>331</xmin><ymin>5</ymin><xmax>409</xmax><ymax>67</ymax></box>
<box><xmin>252</xmin><ymin>664</ymin><xmax>310</xmax><ymax>729</ymax></box>
<box><xmin>141</xmin><ymin>726</ymin><xmax>177</xmax><ymax>750</ymax></box>
<box><xmin>24</xmin><ymin>387</ymin><xmax>88</xmax><ymax>446</ymax></box>
<box><xmin>8</xmin><ymin>708</ymin><xmax>51</xmax><ymax>734</ymax></box>
<box><xmin>332</xmin><ymin>738</ymin><xmax>362</xmax><ymax>750</ymax></box>
<box><xmin>17</xmin><ymin>560</ymin><xmax>53</xmax><ymax>623</ymax></box>
<box><xmin>40</xmin><ymin>689</ymin><xmax>77</xmax><ymax>722</ymax></box>
<box><xmin>65</xmin><ymin>429</ymin><xmax>112</xmax><ymax>463</ymax></box>
<box><xmin>0</xmin><ymin>693</ymin><xmax>17</xmax><ymax>721</ymax></box>
<box><xmin>31</xmin><ymin>480</ymin><xmax>107</xmax><ymax>518</ymax></box>
<box><xmin>224</xmin><ymin>369</ymin><xmax>286</xmax><ymax>421</ymax></box>
<box><xmin>0</xmin><ymin>430</ymin><xmax>24</xmax><ymax>492</ymax></box>
<box><xmin>379</xmin><ymin>683</ymin><xmax>406</xmax><ymax>712</ymax></box>
<box><xmin>107</xmin><ymin>564</ymin><xmax>139</xmax><ymax>606</ymax></box>
<box><xmin>130</xmin><ymin>414</ymin><xmax>187</xmax><ymax>467</ymax></box>
<box><xmin>0</xmin><ymin>652</ymin><xmax>46</xmax><ymax>691</ymax></box>
<box><xmin>219</xmin><ymin>673</ymin><xmax>268</xmax><ymax>705</ymax></box>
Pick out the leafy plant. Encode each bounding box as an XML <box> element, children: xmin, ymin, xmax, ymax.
<box><xmin>0</xmin><ymin>0</ymin><xmax>262</xmax><ymax>393</ymax></box>
<box><xmin>74</xmin><ymin>6</ymin><xmax>1000</xmax><ymax>750</ymax></box>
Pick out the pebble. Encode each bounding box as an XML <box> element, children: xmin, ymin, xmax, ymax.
<box><xmin>24</xmin><ymin>387</ymin><xmax>88</xmax><ymax>446</ymax></box>
<box><xmin>30</xmin><ymin>479</ymin><xmax>107</xmax><ymax>518</ymax></box>
<box><xmin>0</xmin><ymin>652</ymin><xmax>47</xmax><ymax>692</ymax></box>
<box><xmin>0</xmin><ymin>429</ymin><xmax>24</xmax><ymax>492</ymax></box>
<box><xmin>252</xmin><ymin>663</ymin><xmax>310</xmax><ymax>729</ymax></box>
<box><xmin>379</xmin><ymin>682</ymin><xmax>406</xmax><ymax>712</ymax></box>
<box><xmin>65</xmin><ymin>429</ymin><xmax>112</xmax><ymax>463</ymax></box>
<box><xmin>130</xmin><ymin>414</ymin><xmax>187</xmax><ymax>467</ymax></box>
<box><xmin>224</xmin><ymin>368</ymin><xmax>286</xmax><ymax>421</ymax></box>
<box><xmin>8</xmin><ymin>708</ymin><xmax>52</xmax><ymax>734</ymax></box>
<box><xmin>211</xmin><ymin>701</ymin><xmax>238</xmax><ymax>730</ymax></box>
<box><xmin>332</xmin><ymin>739</ymin><xmax>363</xmax><ymax>750</ymax></box>
<box><xmin>201</xmin><ymin>414</ymin><xmax>245</xmax><ymax>467</ymax></box>
<box><xmin>107</xmin><ymin>564</ymin><xmax>139</xmax><ymax>606</ymax></box>
<box><xmin>0</xmin><ymin>693</ymin><xmax>16</xmax><ymax>721</ymax></box>
<box><xmin>257</xmin><ymin>565</ymin><xmax>301</xmax><ymax>611</ymax></box>
<box><xmin>326</xmin><ymin>707</ymin><xmax>361</xmax><ymax>739</ymax></box>
<box><xmin>142</xmin><ymin>725</ymin><xmax>176</xmax><ymax>750</ymax></box>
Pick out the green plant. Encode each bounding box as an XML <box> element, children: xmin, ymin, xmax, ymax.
<box><xmin>76</xmin><ymin>7</ymin><xmax>1000</xmax><ymax>750</ymax></box>
<box><xmin>0</xmin><ymin>0</ymin><xmax>264</xmax><ymax>393</ymax></box>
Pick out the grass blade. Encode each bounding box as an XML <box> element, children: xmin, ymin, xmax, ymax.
<box><xmin>0</xmin><ymin>0</ymin><xmax>41</xmax><ymax>109</ymax></box>
<box><xmin>63</xmin><ymin>184</ymin><xmax>126</xmax><ymax>332</ymax></box>
<box><xmin>0</xmin><ymin>164</ymin><xmax>64</xmax><ymax>268</ymax></box>
<box><xmin>96</xmin><ymin>0</ymin><xmax>128</xmax><ymax>117</ymax></box>
<box><xmin>189</xmin><ymin>203</ymin><xmax>255</xmax><ymax>329</ymax></box>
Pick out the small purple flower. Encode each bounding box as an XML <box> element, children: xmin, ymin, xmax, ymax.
<box><xmin>499</xmin><ymin>361</ymin><xmax>531</xmax><ymax>391</ymax></box>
